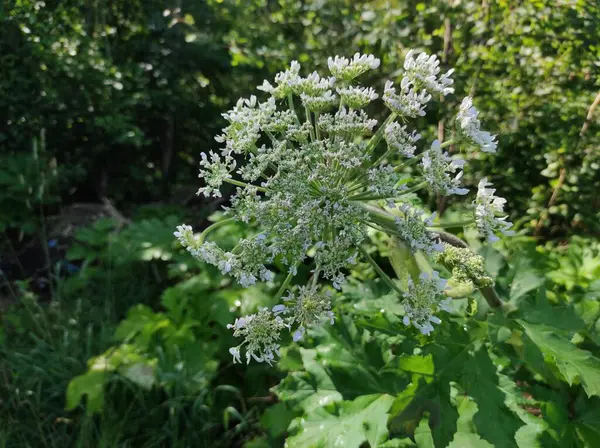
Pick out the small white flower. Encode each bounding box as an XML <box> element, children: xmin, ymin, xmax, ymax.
<box><xmin>272</xmin><ymin>304</ymin><xmax>287</xmax><ymax>315</ymax></box>
<box><xmin>293</xmin><ymin>327</ymin><xmax>305</xmax><ymax>342</ymax></box>
<box><xmin>422</xmin><ymin>140</ymin><xmax>469</xmax><ymax>196</ymax></box>
<box><xmin>229</xmin><ymin>347</ymin><xmax>242</xmax><ymax>364</ymax></box>
<box><xmin>290</xmin><ymin>71</ymin><xmax>335</xmax><ymax>96</ymax></box>
<box><xmin>457</xmin><ymin>97</ymin><xmax>497</xmax><ymax>153</ymax></box>
<box><xmin>474</xmin><ymin>178</ymin><xmax>514</xmax><ymax>242</ymax></box>
<box><xmin>197</xmin><ymin>151</ymin><xmax>236</xmax><ymax>198</ymax></box>
<box><xmin>284</xmin><ymin>285</ymin><xmax>334</xmax><ymax>331</ymax></box>
<box><xmin>173</xmin><ymin>224</ymin><xmax>195</xmax><ymax>246</ymax></box>
<box><xmin>318</xmin><ymin>107</ymin><xmax>377</xmax><ymax>136</ymax></box>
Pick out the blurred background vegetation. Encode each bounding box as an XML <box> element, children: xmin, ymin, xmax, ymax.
<box><xmin>1</xmin><ymin>1</ymin><xmax>599</xmax><ymax>446</ymax></box>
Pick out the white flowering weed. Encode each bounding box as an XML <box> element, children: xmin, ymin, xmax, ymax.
<box><xmin>176</xmin><ymin>50</ymin><xmax>512</xmax><ymax>364</ymax></box>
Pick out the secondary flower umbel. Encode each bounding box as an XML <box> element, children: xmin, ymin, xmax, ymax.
<box><xmin>176</xmin><ymin>51</ymin><xmax>511</xmax><ymax>363</ymax></box>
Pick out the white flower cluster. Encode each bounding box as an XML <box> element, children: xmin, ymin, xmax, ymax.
<box><xmin>382</xmin><ymin>49</ymin><xmax>454</xmax><ymax>119</ymax></box>
<box><xmin>384</xmin><ymin>122</ymin><xmax>421</xmax><ymax>158</ymax></box>
<box><xmin>226</xmin><ymin>286</ymin><xmax>335</xmax><ymax>364</ymax></box>
<box><xmin>422</xmin><ymin>140</ymin><xmax>469</xmax><ymax>196</ymax></box>
<box><xmin>227</xmin><ymin>307</ymin><xmax>286</xmax><ymax>365</ymax></box>
<box><xmin>402</xmin><ymin>271</ymin><xmax>452</xmax><ymax>335</ymax></box>
<box><xmin>176</xmin><ymin>51</ymin><xmax>512</xmax><ymax>363</ymax></box>
<box><xmin>394</xmin><ymin>205</ymin><xmax>444</xmax><ymax>255</ymax></box>
<box><xmin>457</xmin><ymin>97</ymin><xmax>498</xmax><ymax>153</ymax></box>
<box><xmin>475</xmin><ymin>178</ymin><xmax>514</xmax><ymax>242</ymax></box>
<box><xmin>328</xmin><ymin>53</ymin><xmax>380</xmax><ymax>81</ymax></box>
<box><xmin>336</xmin><ymin>86</ymin><xmax>379</xmax><ymax>109</ymax></box>
<box><xmin>383</xmin><ymin>79</ymin><xmax>431</xmax><ymax>118</ymax></box>
<box><xmin>403</xmin><ymin>50</ymin><xmax>455</xmax><ymax>96</ymax></box>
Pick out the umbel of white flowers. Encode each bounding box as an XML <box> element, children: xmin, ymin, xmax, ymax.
<box><xmin>175</xmin><ymin>51</ymin><xmax>512</xmax><ymax>365</ymax></box>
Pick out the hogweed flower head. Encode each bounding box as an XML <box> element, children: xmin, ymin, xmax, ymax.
<box><xmin>177</xmin><ymin>51</ymin><xmax>509</xmax><ymax>363</ymax></box>
<box><xmin>403</xmin><ymin>50</ymin><xmax>455</xmax><ymax>96</ymax></box>
<box><xmin>328</xmin><ymin>53</ymin><xmax>380</xmax><ymax>81</ymax></box>
<box><xmin>336</xmin><ymin>86</ymin><xmax>379</xmax><ymax>109</ymax></box>
<box><xmin>383</xmin><ymin>79</ymin><xmax>431</xmax><ymax>118</ymax></box>
<box><xmin>457</xmin><ymin>97</ymin><xmax>498</xmax><ymax>153</ymax></box>
<box><xmin>402</xmin><ymin>271</ymin><xmax>450</xmax><ymax>335</ymax></box>
<box><xmin>384</xmin><ymin>122</ymin><xmax>421</xmax><ymax>158</ymax></box>
<box><xmin>475</xmin><ymin>178</ymin><xmax>514</xmax><ymax>242</ymax></box>
<box><xmin>394</xmin><ymin>205</ymin><xmax>443</xmax><ymax>255</ymax></box>
<box><xmin>422</xmin><ymin>140</ymin><xmax>469</xmax><ymax>196</ymax></box>
<box><xmin>227</xmin><ymin>307</ymin><xmax>286</xmax><ymax>364</ymax></box>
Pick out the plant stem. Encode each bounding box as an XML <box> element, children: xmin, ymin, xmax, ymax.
<box><xmin>314</xmin><ymin>112</ymin><xmax>321</xmax><ymax>140</ymax></box>
<box><xmin>440</xmin><ymin>139</ymin><xmax>455</xmax><ymax>149</ymax></box>
<box><xmin>358</xmin><ymin>246</ymin><xmax>404</xmax><ymax>295</ymax></box>
<box><xmin>198</xmin><ymin>218</ymin><xmax>236</xmax><ymax>244</ymax></box>
<box><xmin>304</xmin><ymin>106</ymin><xmax>315</xmax><ymax>141</ymax></box>
<box><xmin>223</xmin><ymin>178</ymin><xmax>267</xmax><ymax>192</ymax></box>
<box><xmin>428</xmin><ymin>219</ymin><xmax>475</xmax><ymax>229</ymax></box>
<box><xmin>394</xmin><ymin>152</ymin><xmax>425</xmax><ymax>172</ymax></box>
<box><xmin>274</xmin><ymin>269</ymin><xmax>295</xmax><ymax>301</ymax></box>
<box><xmin>365</xmin><ymin>112</ymin><xmax>396</xmax><ymax>155</ymax></box>
<box><xmin>398</xmin><ymin>181</ymin><xmax>427</xmax><ymax>196</ymax></box>
<box><xmin>288</xmin><ymin>94</ymin><xmax>301</xmax><ymax>126</ymax></box>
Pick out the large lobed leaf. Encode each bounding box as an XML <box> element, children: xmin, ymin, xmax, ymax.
<box><xmin>286</xmin><ymin>394</ymin><xmax>395</xmax><ymax>448</ymax></box>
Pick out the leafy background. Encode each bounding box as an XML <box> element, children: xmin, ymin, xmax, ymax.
<box><xmin>1</xmin><ymin>1</ymin><xmax>599</xmax><ymax>447</ymax></box>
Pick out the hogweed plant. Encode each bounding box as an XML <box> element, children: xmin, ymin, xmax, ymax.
<box><xmin>175</xmin><ymin>51</ymin><xmax>513</xmax><ymax>365</ymax></box>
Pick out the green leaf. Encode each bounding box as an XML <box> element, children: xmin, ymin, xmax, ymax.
<box><xmin>65</xmin><ymin>371</ymin><xmax>108</xmax><ymax>414</ymax></box>
<box><xmin>574</xmin><ymin>398</ymin><xmax>600</xmax><ymax>445</ymax></box>
<box><xmin>261</xmin><ymin>402</ymin><xmax>298</xmax><ymax>438</ymax></box>
<box><xmin>448</xmin><ymin>432</ymin><xmax>494</xmax><ymax>448</ymax></box>
<box><xmin>509</xmin><ymin>267</ymin><xmax>544</xmax><ymax>304</ymax></box>
<box><xmin>121</xmin><ymin>362</ymin><xmax>156</xmax><ymax>389</ymax></box>
<box><xmin>460</xmin><ymin>348</ymin><xmax>523</xmax><ymax>448</ymax></box>
<box><xmin>447</xmin><ymin>396</ymin><xmax>494</xmax><ymax>448</ymax></box>
<box><xmin>286</xmin><ymin>394</ymin><xmax>394</xmax><ymax>448</ymax></box>
<box><xmin>414</xmin><ymin>417</ymin><xmax>435</xmax><ymax>448</ymax></box>
<box><xmin>273</xmin><ymin>348</ymin><xmax>342</xmax><ymax>413</ymax></box>
<box><xmin>519</xmin><ymin>321</ymin><xmax>600</xmax><ymax>397</ymax></box>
